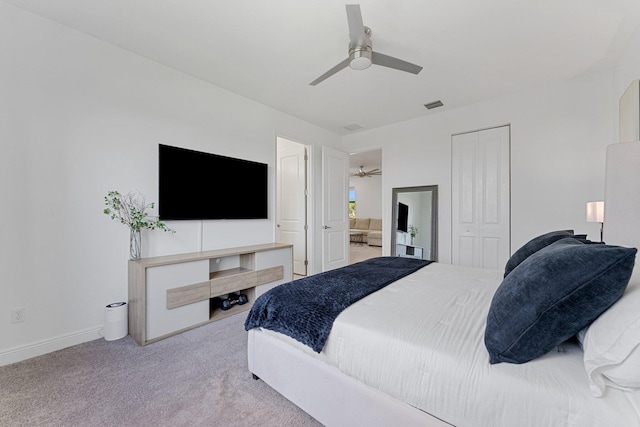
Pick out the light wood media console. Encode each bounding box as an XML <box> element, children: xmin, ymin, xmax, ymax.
<box><xmin>128</xmin><ymin>243</ymin><xmax>293</xmax><ymax>346</ymax></box>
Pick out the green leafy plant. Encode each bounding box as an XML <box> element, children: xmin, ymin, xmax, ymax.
<box><xmin>409</xmin><ymin>224</ymin><xmax>418</xmax><ymax>239</ymax></box>
<box><xmin>104</xmin><ymin>190</ymin><xmax>174</xmax><ymax>233</ymax></box>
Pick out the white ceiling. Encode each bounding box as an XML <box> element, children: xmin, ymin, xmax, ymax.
<box><xmin>349</xmin><ymin>149</ymin><xmax>381</xmax><ymax>173</ymax></box>
<box><xmin>5</xmin><ymin>0</ymin><xmax>640</xmax><ymax>135</ymax></box>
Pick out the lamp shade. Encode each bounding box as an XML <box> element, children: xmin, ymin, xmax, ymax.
<box><xmin>586</xmin><ymin>201</ymin><xmax>605</xmax><ymax>223</ymax></box>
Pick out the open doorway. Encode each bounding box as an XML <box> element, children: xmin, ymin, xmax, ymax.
<box><xmin>276</xmin><ymin>136</ymin><xmax>310</xmax><ymax>276</ymax></box>
<box><xmin>349</xmin><ymin>149</ymin><xmax>382</xmax><ymax>263</ymax></box>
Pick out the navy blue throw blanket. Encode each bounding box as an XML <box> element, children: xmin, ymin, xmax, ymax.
<box><xmin>244</xmin><ymin>256</ymin><xmax>432</xmax><ymax>352</ymax></box>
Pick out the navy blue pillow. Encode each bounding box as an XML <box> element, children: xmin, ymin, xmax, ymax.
<box><xmin>503</xmin><ymin>230</ymin><xmax>574</xmax><ymax>278</ymax></box>
<box><xmin>486</xmin><ymin>238</ymin><xmax>636</xmax><ymax>364</ymax></box>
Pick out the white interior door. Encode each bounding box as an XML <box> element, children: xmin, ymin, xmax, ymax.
<box><xmin>452</xmin><ymin>125</ymin><xmax>510</xmax><ymax>269</ymax></box>
<box><xmin>276</xmin><ymin>137</ymin><xmax>307</xmax><ymax>276</ymax></box>
<box><xmin>322</xmin><ymin>146</ymin><xmax>349</xmax><ymax>272</ymax></box>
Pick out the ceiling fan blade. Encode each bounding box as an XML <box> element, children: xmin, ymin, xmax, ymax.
<box><xmin>345</xmin><ymin>4</ymin><xmax>366</xmax><ymax>44</ymax></box>
<box><xmin>371</xmin><ymin>51</ymin><xmax>423</xmax><ymax>75</ymax></box>
<box><xmin>309</xmin><ymin>58</ymin><xmax>349</xmax><ymax>86</ymax></box>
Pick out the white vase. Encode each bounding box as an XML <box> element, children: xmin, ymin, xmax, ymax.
<box><xmin>130</xmin><ymin>229</ymin><xmax>141</xmax><ymax>260</ymax></box>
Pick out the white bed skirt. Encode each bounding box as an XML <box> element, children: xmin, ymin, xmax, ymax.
<box><xmin>247</xmin><ymin>328</ymin><xmax>450</xmax><ymax>427</ymax></box>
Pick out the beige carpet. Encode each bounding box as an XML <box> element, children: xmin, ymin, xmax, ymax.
<box><xmin>350</xmin><ymin>242</ymin><xmax>382</xmax><ymax>264</ymax></box>
<box><xmin>0</xmin><ymin>313</ymin><xmax>321</xmax><ymax>427</ymax></box>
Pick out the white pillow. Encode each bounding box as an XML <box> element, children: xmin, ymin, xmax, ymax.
<box><xmin>579</xmin><ymin>268</ymin><xmax>640</xmax><ymax>397</ymax></box>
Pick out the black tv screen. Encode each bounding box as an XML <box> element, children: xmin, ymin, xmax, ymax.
<box><xmin>159</xmin><ymin>144</ymin><xmax>268</xmax><ymax>220</ymax></box>
<box><xmin>397</xmin><ymin>202</ymin><xmax>409</xmax><ymax>232</ymax></box>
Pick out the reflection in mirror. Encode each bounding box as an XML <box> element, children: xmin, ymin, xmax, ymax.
<box><xmin>391</xmin><ymin>185</ymin><xmax>438</xmax><ymax>261</ymax></box>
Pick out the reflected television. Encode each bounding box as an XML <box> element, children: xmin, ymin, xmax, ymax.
<box><xmin>398</xmin><ymin>202</ymin><xmax>409</xmax><ymax>232</ymax></box>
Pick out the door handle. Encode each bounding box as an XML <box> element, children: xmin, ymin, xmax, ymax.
<box><xmin>277</xmin><ymin>224</ymin><xmax>281</xmax><ymax>227</ymax></box>
<box><xmin>323</xmin><ymin>225</ymin><xmax>331</xmax><ymax>229</ymax></box>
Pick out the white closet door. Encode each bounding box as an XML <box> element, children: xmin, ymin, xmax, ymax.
<box><xmin>452</xmin><ymin>126</ymin><xmax>510</xmax><ymax>269</ymax></box>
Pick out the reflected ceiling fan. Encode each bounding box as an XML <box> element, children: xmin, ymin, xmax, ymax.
<box><xmin>352</xmin><ymin>165</ymin><xmax>381</xmax><ymax>178</ymax></box>
<box><xmin>309</xmin><ymin>4</ymin><xmax>423</xmax><ymax>86</ymax></box>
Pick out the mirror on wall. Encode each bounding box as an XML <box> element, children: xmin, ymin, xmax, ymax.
<box><xmin>391</xmin><ymin>185</ymin><xmax>438</xmax><ymax>261</ymax></box>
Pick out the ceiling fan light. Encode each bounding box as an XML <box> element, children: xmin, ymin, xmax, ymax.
<box><xmin>349</xmin><ymin>49</ymin><xmax>372</xmax><ymax>70</ymax></box>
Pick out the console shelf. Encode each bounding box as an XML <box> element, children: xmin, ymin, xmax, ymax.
<box><xmin>128</xmin><ymin>243</ymin><xmax>292</xmax><ymax>346</ymax></box>
<box><xmin>209</xmin><ymin>286</ymin><xmax>255</xmax><ymax>320</ymax></box>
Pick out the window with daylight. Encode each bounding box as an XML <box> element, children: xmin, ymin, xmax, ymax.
<box><xmin>349</xmin><ymin>188</ymin><xmax>356</xmax><ymax>218</ymax></box>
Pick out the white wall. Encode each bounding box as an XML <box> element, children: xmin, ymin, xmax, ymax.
<box><xmin>343</xmin><ymin>69</ymin><xmax>621</xmax><ymax>263</ymax></box>
<box><xmin>348</xmin><ymin>174</ymin><xmax>382</xmax><ymax>219</ymax></box>
<box><xmin>0</xmin><ymin>3</ymin><xmax>341</xmax><ymax>365</ymax></box>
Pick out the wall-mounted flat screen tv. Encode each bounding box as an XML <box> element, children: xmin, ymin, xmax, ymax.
<box><xmin>397</xmin><ymin>202</ymin><xmax>409</xmax><ymax>232</ymax></box>
<box><xmin>159</xmin><ymin>144</ymin><xmax>268</xmax><ymax>220</ymax></box>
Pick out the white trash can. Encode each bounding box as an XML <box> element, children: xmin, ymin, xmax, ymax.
<box><xmin>104</xmin><ymin>302</ymin><xmax>128</xmax><ymax>341</ymax></box>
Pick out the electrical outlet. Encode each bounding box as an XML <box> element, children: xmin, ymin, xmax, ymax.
<box><xmin>11</xmin><ymin>308</ymin><xmax>25</xmax><ymax>324</ymax></box>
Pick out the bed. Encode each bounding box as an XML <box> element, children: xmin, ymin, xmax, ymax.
<box><xmin>245</xmin><ymin>141</ymin><xmax>640</xmax><ymax>427</ymax></box>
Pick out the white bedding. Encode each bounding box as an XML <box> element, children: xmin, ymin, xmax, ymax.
<box><xmin>261</xmin><ymin>263</ymin><xmax>640</xmax><ymax>427</ymax></box>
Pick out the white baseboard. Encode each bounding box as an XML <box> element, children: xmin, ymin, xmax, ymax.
<box><xmin>0</xmin><ymin>326</ymin><xmax>104</xmax><ymax>367</ymax></box>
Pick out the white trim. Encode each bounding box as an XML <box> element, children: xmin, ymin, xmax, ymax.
<box><xmin>0</xmin><ymin>326</ymin><xmax>103</xmax><ymax>367</ymax></box>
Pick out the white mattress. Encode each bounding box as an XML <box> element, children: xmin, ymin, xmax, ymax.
<box><xmin>261</xmin><ymin>263</ymin><xmax>640</xmax><ymax>427</ymax></box>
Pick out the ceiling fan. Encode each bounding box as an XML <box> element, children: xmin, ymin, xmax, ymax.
<box><xmin>352</xmin><ymin>165</ymin><xmax>382</xmax><ymax>178</ymax></box>
<box><xmin>309</xmin><ymin>4</ymin><xmax>423</xmax><ymax>86</ymax></box>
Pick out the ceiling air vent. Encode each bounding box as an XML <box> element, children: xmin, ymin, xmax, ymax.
<box><xmin>424</xmin><ymin>100</ymin><xmax>444</xmax><ymax>110</ymax></box>
<box><xmin>344</xmin><ymin>123</ymin><xmax>363</xmax><ymax>131</ymax></box>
